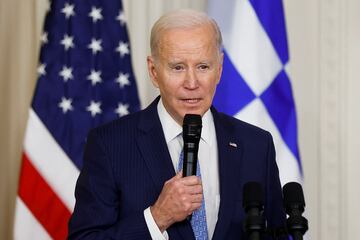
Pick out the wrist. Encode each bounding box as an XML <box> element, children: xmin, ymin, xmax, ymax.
<box><xmin>150</xmin><ymin>205</ymin><xmax>173</xmax><ymax>232</ymax></box>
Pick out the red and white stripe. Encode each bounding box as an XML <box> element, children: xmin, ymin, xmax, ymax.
<box><xmin>14</xmin><ymin>109</ymin><xmax>80</xmax><ymax>240</ymax></box>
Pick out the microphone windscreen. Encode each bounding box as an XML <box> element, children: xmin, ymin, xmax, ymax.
<box><xmin>183</xmin><ymin>114</ymin><xmax>202</xmax><ymax>125</ymax></box>
<box><xmin>183</xmin><ymin>114</ymin><xmax>202</xmax><ymax>142</ymax></box>
<box><xmin>243</xmin><ymin>181</ymin><xmax>263</xmax><ymax>209</ymax></box>
<box><xmin>283</xmin><ymin>182</ymin><xmax>305</xmax><ymax>208</ymax></box>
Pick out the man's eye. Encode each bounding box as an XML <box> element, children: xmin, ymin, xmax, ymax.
<box><xmin>173</xmin><ymin>65</ymin><xmax>184</xmax><ymax>71</ymax></box>
<box><xmin>199</xmin><ymin>65</ymin><xmax>209</xmax><ymax>70</ymax></box>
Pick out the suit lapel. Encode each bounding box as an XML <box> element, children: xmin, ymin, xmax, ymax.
<box><xmin>212</xmin><ymin>109</ymin><xmax>244</xmax><ymax>240</ymax></box>
<box><xmin>136</xmin><ymin>97</ymin><xmax>195</xmax><ymax>240</ymax></box>
<box><xmin>136</xmin><ymin>97</ymin><xmax>175</xmax><ymax>193</ymax></box>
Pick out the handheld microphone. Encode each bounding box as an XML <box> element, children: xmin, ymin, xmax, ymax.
<box><xmin>243</xmin><ymin>182</ymin><xmax>266</xmax><ymax>240</ymax></box>
<box><xmin>182</xmin><ymin>114</ymin><xmax>202</xmax><ymax>177</ymax></box>
<box><xmin>283</xmin><ymin>182</ymin><xmax>308</xmax><ymax>240</ymax></box>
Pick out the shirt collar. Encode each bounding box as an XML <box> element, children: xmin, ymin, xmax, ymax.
<box><xmin>157</xmin><ymin>98</ymin><xmax>214</xmax><ymax>146</ymax></box>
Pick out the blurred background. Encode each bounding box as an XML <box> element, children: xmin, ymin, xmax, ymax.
<box><xmin>0</xmin><ymin>0</ymin><xmax>359</xmax><ymax>239</ymax></box>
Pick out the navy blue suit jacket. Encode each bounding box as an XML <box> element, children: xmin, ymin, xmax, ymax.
<box><xmin>68</xmin><ymin>97</ymin><xmax>286</xmax><ymax>239</ymax></box>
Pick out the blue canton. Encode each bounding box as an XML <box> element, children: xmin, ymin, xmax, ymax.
<box><xmin>32</xmin><ymin>0</ymin><xmax>140</xmax><ymax>170</ymax></box>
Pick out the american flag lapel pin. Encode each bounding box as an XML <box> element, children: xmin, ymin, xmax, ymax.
<box><xmin>229</xmin><ymin>142</ymin><xmax>237</xmax><ymax>148</ymax></box>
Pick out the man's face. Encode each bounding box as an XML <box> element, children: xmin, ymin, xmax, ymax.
<box><xmin>147</xmin><ymin>24</ymin><xmax>223</xmax><ymax>125</ymax></box>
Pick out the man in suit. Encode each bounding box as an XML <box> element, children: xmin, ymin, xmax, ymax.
<box><xmin>68</xmin><ymin>9</ymin><xmax>286</xmax><ymax>240</ymax></box>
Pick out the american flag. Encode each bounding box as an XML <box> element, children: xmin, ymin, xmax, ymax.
<box><xmin>14</xmin><ymin>0</ymin><xmax>140</xmax><ymax>239</ymax></box>
<box><xmin>208</xmin><ymin>0</ymin><xmax>302</xmax><ymax>185</ymax></box>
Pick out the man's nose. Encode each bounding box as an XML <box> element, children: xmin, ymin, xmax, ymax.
<box><xmin>184</xmin><ymin>69</ymin><xmax>199</xmax><ymax>89</ymax></box>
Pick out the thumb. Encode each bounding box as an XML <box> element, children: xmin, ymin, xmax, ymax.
<box><xmin>175</xmin><ymin>171</ymin><xmax>183</xmax><ymax>179</ymax></box>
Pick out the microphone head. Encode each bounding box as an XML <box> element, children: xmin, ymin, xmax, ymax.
<box><xmin>283</xmin><ymin>182</ymin><xmax>305</xmax><ymax>212</ymax></box>
<box><xmin>183</xmin><ymin>114</ymin><xmax>202</xmax><ymax>142</ymax></box>
<box><xmin>243</xmin><ymin>181</ymin><xmax>264</xmax><ymax>210</ymax></box>
<box><xmin>183</xmin><ymin>114</ymin><xmax>202</xmax><ymax>125</ymax></box>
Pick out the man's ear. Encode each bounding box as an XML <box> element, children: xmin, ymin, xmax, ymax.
<box><xmin>216</xmin><ymin>52</ymin><xmax>224</xmax><ymax>84</ymax></box>
<box><xmin>147</xmin><ymin>56</ymin><xmax>159</xmax><ymax>88</ymax></box>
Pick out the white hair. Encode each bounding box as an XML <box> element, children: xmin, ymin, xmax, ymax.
<box><xmin>150</xmin><ymin>9</ymin><xmax>223</xmax><ymax>58</ymax></box>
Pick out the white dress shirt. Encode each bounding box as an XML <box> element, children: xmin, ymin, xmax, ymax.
<box><xmin>144</xmin><ymin>99</ymin><xmax>220</xmax><ymax>239</ymax></box>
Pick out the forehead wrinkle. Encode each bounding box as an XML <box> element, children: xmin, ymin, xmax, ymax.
<box><xmin>156</xmin><ymin>26</ymin><xmax>220</xmax><ymax>65</ymax></box>
<box><xmin>160</xmin><ymin>41</ymin><xmax>217</xmax><ymax>63</ymax></box>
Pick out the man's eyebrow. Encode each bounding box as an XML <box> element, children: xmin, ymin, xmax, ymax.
<box><xmin>168</xmin><ymin>61</ymin><xmax>184</xmax><ymax>66</ymax></box>
<box><xmin>198</xmin><ymin>61</ymin><xmax>212</xmax><ymax>65</ymax></box>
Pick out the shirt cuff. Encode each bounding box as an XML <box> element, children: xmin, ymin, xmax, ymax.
<box><xmin>144</xmin><ymin>207</ymin><xmax>169</xmax><ymax>240</ymax></box>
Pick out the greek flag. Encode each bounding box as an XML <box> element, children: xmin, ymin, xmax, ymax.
<box><xmin>208</xmin><ymin>0</ymin><xmax>302</xmax><ymax>185</ymax></box>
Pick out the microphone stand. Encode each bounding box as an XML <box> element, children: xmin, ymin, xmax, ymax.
<box><xmin>243</xmin><ymin>182</ymin><xmax>266</xmax><ymax>240</ymax></box>
<box><xmin>283</xmin><ymin>182</ymin><xmax>308</xmax><ymax>240</ymax></box>
<box><xmin>286</xmin><ymin>212</ymin><xmax>308</xmax><ymax>240</ymax></box>
<box><xmin>244</xmin><ymin>214</ymin><xmax>265</xmax><ymax>240</ymax></box>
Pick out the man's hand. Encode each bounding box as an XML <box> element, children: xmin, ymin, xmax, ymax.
<box><xmin>150</xmin><ymin>172</ymin><xmax>203</xmax><ymax>232</ymax></box>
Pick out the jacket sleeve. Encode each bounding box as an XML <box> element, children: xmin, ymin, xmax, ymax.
<box><xmin>264</xmin><ymin>132</ymin><xmax>288</xmax><ymax>240</ymax></box>
<box><xmin>68</xmin><ymin>130</ymin><xmax>152</xmax><ymax>240</ymax></box>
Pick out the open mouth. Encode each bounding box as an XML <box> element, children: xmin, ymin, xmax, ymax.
<box><xmin>182</xmin><ymin>98</ymin><xmax>201</xmax><ymax>104</ymax></box>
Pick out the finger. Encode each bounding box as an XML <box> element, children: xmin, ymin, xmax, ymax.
<box><xmin>175</xmin><ymin>171</ymin><xmax>183</xmax><ymax>179</ymax></box>
<box><xmin>184</xmin><ymin>202</ymin><xmax>202</xmax><ymax>216</ymax></box>
<box><xmin>190</xmin><ymin>193</ymin><xmax>203</xmax><ymax>203</ymax></box>
<box><xmin>180</xmin><ymin>176</ymin><xmax>201</xmax><ymax>186</ymax></box>
<box><xmin>189</xmin><ymin>202</ymin><xmax>202</xmax><ymax>213</ymax></box>
<box><xmin>166</xmin><ymin>171</ymin><xmax>183</xmax><ymax>184</ymax></box>
<box><xmin>186</xmin><ymin>185</ymin><xmax>203</xmax><ymax>195</ymax></box>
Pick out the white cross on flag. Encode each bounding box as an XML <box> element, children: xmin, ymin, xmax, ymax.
<box><xmin>208</xmin><ymin>0</ymin><xmax>303</xmax><ymax>185</ymax></box>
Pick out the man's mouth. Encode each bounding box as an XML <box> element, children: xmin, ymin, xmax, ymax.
<box><xmin>181</xmin><ymin>98</ymin><xmax>201</xmax><ymax>104</ymax></box>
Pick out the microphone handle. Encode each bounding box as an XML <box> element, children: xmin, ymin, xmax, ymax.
<box><xmin>183</xmin><ymin>142</ymin><xmax>198</xmax><ymax>221</ymax></box>
<box><xmin>182</xmin><ymin>142</ymin><xmax>198</xmax><ymax>177</ymax></box>
<box><xmin>291</xmin><ymin>231</ymin><xmax>303</xmax><ymax>240</ymax></box>
<box><xmin>248</xmin><ymin>232</ymin><xmax>261</xmax><ymax>240</ymax></box>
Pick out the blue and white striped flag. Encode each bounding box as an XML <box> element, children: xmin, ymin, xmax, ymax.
<box><xmin>208</xmin><ymin>0</ymin><xmax>302</xmax><ymax>185</ymax></box>
<box><xmin>14</xmin><ymin>0</ymin><xmax>140</xmax><ymax>239</ymax></box>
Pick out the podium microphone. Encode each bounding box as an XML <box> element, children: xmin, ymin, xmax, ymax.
<box><xmin>243</xmin><ymin>182</ymin><xmax>266</xmax><ymax>240</ymax></box>
<box><xmin>182</xmin><ymin>114</ymin><xmax>202</xmax><ymax>177</ymax></box>
<box><xmin>283</xmin><ymin>182</ymin><xmax>308</xmax><ymax>240</ymax></box>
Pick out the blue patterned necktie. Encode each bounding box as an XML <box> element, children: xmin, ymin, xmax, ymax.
<box><xmin>178</xmin><ymin>150</ymin><xmax>209</xmax><ymax>240</ymax></box>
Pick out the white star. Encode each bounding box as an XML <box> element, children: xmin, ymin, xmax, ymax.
<box><xmin>61</xmin><ymin>3</ymin><xmax>75</xmax><ymax>19</ymax></box>
<box><xmin>116</xmin><ymin>10</ymin><xmax>126</xmax><ymax>26</ymax></box>
<box><xmin>89</xmin><ymin>6</ymin><xmax>103</xmax><ymax>23</ymax></box>
<box><xmin>86</xmin><ymin>101</ymin><xmax>102</xmax><ymax>117</ymax></box>
<box><xmin>40</xmin><ymin>32</ymin><xmax>48</xmax><ymax>45</ymax></box>
<box><xmin>60</xmin><ymin>34</ymin><xmax>74</xmax><ymax>51</ymax></box>
<box><xmin>58</xmin><ymin>97</ymin><xmax>73</xmax><ymax>113</ymax></box>
<box><xmin>59</xmin><ymin>66</ymin><xmax>73</xmax><ymax>82</ymax></box>
<box><xmin>37</xmin><ymin>63</ymin><xmax>46</xmax><ymax>76</ymax></box>
<box><xmin>115</xmin><ymin>41</ymin><xmax>129</xmax><ymax>57</ymax></box>
<box><xmin>88</xmin><ymin>38</ymin><xmax>102</xmax><ymax>55</ymax></box>
<box><xmin>115</xmin><ymin>103</ymin><xmax>129</xmax><ymax>117</ymax></box>
<box><xmin>87</xmin><ymin>69</ymin><xmax>102</xmax><ymax>86</ymax></box>
<box><xmin>115</xmin><ymin>72</ymin><xmax>130</xmax><ymax>88</ymax></box>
